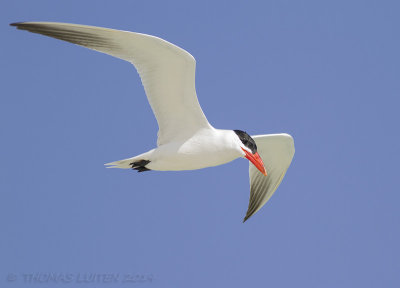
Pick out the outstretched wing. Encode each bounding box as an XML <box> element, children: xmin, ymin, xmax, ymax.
<box><xmin>244</xmin><ymin>134</ymin><xmax>295</xmax><ymax>222</ymax></box>
<box><xmin>11</xmin><ymin>22</ymin><xmax>212</xmax><ymax>146</ymax></box>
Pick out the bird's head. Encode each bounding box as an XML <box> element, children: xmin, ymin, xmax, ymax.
<box><xmin>234</xmin><ymin>130</ymin><xmax>267</xmax><ymax>176</ymax></box>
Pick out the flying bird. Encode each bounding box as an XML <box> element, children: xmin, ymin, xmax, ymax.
<box><xmin>11</xmin><ymin>22</ymin><xmax>295</xmax><ymax>222</ymax></box>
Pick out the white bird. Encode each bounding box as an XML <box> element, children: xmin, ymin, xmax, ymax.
<box><xmin>11</xmin><ymin>22</ymin><xmax>295</xmax><ymax>222</ymax></box>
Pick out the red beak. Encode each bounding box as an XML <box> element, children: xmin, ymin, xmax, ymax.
<box><xmin>242</xmin><ymin>148</ymin><xmax>267</xmax><ymax>176</ymax></box>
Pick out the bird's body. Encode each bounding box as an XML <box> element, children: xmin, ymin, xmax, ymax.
<box><xmin>11</xmin><ymin>22</ymin><xmax>295</xmax><ymax>221</ymax></box>
<box><xmin>110</xmin><ymin>128</ymin><xmax>244</xmax><ymax>171</ymax></box>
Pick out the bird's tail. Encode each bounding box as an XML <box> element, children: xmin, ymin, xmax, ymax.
<box><xmin>104</xmin><ymin>150</ymin><xmax>154</xmax><ymax>170</ymax></box>
<box><xmin>104</xmin><ymin>156</ymin><xmax>137</xmax><ymax>169</ymax></box>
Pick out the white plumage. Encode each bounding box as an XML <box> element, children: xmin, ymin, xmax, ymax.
<box><xmin>11</xmin><ymin>22</ymin><xmax>295</xmax><ymax>222</ymax></box>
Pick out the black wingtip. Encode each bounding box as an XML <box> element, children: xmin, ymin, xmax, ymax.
<box><xmin>10</xmin><ymin>22</ymin><xmax>23</xmax><ymax>27</ymax></box>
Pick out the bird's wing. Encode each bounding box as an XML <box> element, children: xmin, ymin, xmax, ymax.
<box><xmin>244</xmin><ymin>134</ymin><xmax>295</xmax><ymax>222</ymax></box>
<box><xmin>11</xmin><ymin>22</ymin><xmax>212</xmax><ymax>146</ymax></box>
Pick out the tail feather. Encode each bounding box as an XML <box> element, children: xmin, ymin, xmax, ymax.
<box><xmin>104</xmin><ymin>157</ymin><xmax>136</xmax><ymax>169</ymax></box>
<box><xmin>105</xmin><ymin>151</ymin><xmax>153</xmax><ymax>171</ymax></box>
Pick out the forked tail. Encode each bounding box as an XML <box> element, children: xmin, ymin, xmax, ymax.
<box><xmin>105</xmin><ymin>151</ymin><xmax>153</xmax><ymax>172</ymax></box>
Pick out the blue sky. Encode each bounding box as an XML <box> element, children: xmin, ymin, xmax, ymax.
<box><xmin>1</xmin><ymin>0</ymin><xmax>399</xmax><ymax>287</ymax></box>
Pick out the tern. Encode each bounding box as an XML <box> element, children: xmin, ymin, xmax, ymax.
<box><xmin>11</xmin><ymin>22</ymin><xmax>295</xmax><ymax>222</ymax></box>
